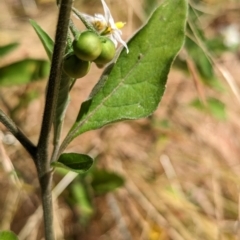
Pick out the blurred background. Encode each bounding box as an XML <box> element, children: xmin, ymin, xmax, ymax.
<box><xmin>1</xmin><ymin>0</ymin><xmax>240</xmax><ymax>239</ymax></box>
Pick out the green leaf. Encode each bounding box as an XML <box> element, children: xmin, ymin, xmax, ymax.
<box><xmin>206</xmin><ymin>37</ymin><xmax>230</xmax><ymax>55</ymax></box>
<box><xmin>70</xmin><ymin>182</ymin><xmax>94</xmax><ymax>225</ymax></box>
<box><xmin>52</xmin><ymin>153</ymin><xmax>93</xmax><ymax>173</ymax></box>
<box><xmin>207</xmin><ymin>97</ymin><xmax>226</xmax><ymax>120</ymax></box>
<box><xmin>0</xmin><ymin>42</ymin><xmax>19</xmax><ymax>57</ymax></box>
<box><xmin>191</xmin><ymin>97</ymin><xmax>226</xmax><ymax>120</ymax></box>
<box><xmin>0</xmin><ymin>231</ymin><xmax>18</xmax><ymax>240</ymax></box>
<box><xmin>29</xmin><ymin>19</ymin><xmax>54</xmax><ymax>60</ymax></box>
<box><xmin>11</xmin><ymin>90</ymin><xmax>39</xmax><ymax>118</ymax></box>
<box><xmin>186</xmin><ymin>37</ymin><xmax>214</xmax><ymax>81</ymax></box>
<box><xmin>0</xmin><ymin>59</ymin><xmax>50</xmax><ymax>86</ymax></box>
<box><xmin>68</xmin><ymin>0</ymin><xmax>187</xmax><ymax>140</ymax></box>
<box><xmin>53</xmin><ymin>73</ymin><xmax>71</xmax><ymax>145</ymax></box>
<box><xmin>90</xmin><ymin>169</ymin><xmax>125</xmax><ymax>194</ymax></box>
<box><xmin>176</xmin><ymin>37</ymin><xmax>224</xmax><ymax>90</ymax></box>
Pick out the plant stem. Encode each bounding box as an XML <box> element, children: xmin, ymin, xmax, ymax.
<box><xmin>39</xmin><ymin>170</ymin><xmax>54</xmax><ymax>240</ymax></box>
<box><xmin>72</xmin><ymin>7</ymin><xmax>99</xmax><ymax>34</ymax></box>
<box><xmin>35</xmin><ymin>0</ymin><xmax>73</xmax><ymax>239</ymax></box>
<box><xmin>51</xmin><ymin>73</ymin><xmax>71</xmax><ymax>163</ymax></box>
<box><xmin>51</xmin><ymin>121</ymin><xmax>63</xmax><ymax>162</ymax></box>
<box><xmin>0</xmin><ymin>109</ymin><xmax>36</xmax><ymax>159</ymax></box>
<box><xmin>37</xmin><ymin>1</ymin><xmax>72</xmax><ymax>158</ymax></box>
<box><xmin>69</xmin><ymin>19</ymin><xmax>80</xmax><ymax>38</ymax></box>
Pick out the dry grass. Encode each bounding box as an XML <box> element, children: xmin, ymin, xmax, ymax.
<box><xmin>1</xmin><ymin>0</ymin><xmax>240</xmax><ymax>239</ymax></box>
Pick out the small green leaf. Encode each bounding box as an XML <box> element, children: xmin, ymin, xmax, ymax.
<box><xmin>186</xmin><ymin>37</ymin><xmax>214</xmax><ymax>81</ymax></box>
<box><xmin>0</xmin><ymin>42</ymin><xmax>19</xmax><ymax>57</ymax></box>
<box><xmin>66</xmin><ymin>0</ymin><xmax>187</xmax><ymax>140</ymax></box>
<box><xmin>29</xmin><ymin>19</ymin><xmax>54</xmax><ymax>60</ymax></box>
<box><xmin>71</xmin><ymin>182</ymin><xmax>94</xmax><ymax>225</ymax></box>
<box><xmin>90</xmin><ymin>169</ymin><xmax>125</xmax><ymax>194</ymax></box>
<box><xmin>206</xmin><ymin>37</ymin><xmax>230</xmax><ymax>55</ymax></box>
<box><xmin>191</xmin><ymin>97</ymin><xmax>226</xmax><ymax>120</ymax></box>
<box><xmin>52</xmin><ymin>153</ymin><xmax>93</xmax><ymax>173</ymax></box>
<box><xmin>0</xmin><ymin>231</ymin><xmax>18</xmax><ymax>240</ymax></box>
<box><xmin>190</xmin><ymin>98</ymin><xmax>205</xmax><ymax>111</ymax></box>
<box><xmin>53</xmin><ymin>73</ymin><xmax>71</xmax><ymax>145</ymax></box>
<box><xmin>207</xmin><ymin>98</ymin><xmax>226</xmax><ymax>120</ymax></box>
<box><xmin>11</xmin><ymin>90</ymin><xmax>39</xmax><ymax>118</ymax></box>
<box><xmin>0</xmin><ymin>59</ymin><xmax>50</xmax><ymax>86</ymax></box>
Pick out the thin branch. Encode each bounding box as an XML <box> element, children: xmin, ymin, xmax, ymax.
<box><xmin>69</xmin><ymin>19</ymin><xmax>80</xmax><ymax>38</ymax></box>
<box><xmin>0</xmin><ymin>109</ymin><xmax>36</xmax><ymax>159</ymax></box>
<box><xmin>72</xmin><ymin>7</ymin><xmax>99</xmax><ymax>34</ymax></box>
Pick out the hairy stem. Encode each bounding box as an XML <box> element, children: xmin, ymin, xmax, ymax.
<box><xmin>35</xmin><ymin>0</ymin><xmax>73</xmax><ymax>239</ymax></box>
<box><xmin>37</xmin><ymin>2</ymin><xmax>72</xmax><ymax>158</ymax></box>
<box><xmin>0</xmin><ymin>109</ymin><xmax>36</xmax><ymax>159</ymax></box>
<box><xmin>72</xmin><ymin>7</ymin><xmax>99</xmax><ymax>34</ymax></box>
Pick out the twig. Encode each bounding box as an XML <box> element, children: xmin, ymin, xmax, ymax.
<box><xmin>72</xmin><ymin>7</ymin><xmax>98</xmax><ymax>34</ymax></box>
<box><xmin>18</xmin><ymin>146</ymin><xmax>99</xmax><ymax>240</ymax></box>
<box><xmin>18</xmin><ymin>171</ymin><xmax>78</xmax><ymax>240</ymax></box>
<box><xmin>0</xmin><ymin>109</ymin><xmax>36</xmax><ymax>159</ymax></box>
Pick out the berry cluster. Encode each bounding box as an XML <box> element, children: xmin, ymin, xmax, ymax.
<box><xmin>63</xmin><ymin>30</ymin><xmax>116</xmax><ymax>79</ymax></box>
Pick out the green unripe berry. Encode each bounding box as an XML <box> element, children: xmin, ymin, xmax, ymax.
<box><xmin>94</xmin><ymin>37</ymin><xmax>116</xmax><ymax>65</ymax></box>
<box><xmin>73</xmin><ymin>31</ymin><xmax>102</xmax><ymax>61</ymax></box>
<box><xmin>63</xmin><ymin>53</ymin><xmax>90</xmax><ymax>78</ymax></box>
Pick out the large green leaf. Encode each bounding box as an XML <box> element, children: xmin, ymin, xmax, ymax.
<box><xmin>51</xmin><ymin>153</ymin><xmax>93</xmax><ymax>173</ymax></box>
<box><xmin>29</xmin><ymin>19</ymin><xmax>54</xmax><ymax>60</ymax></box>
<box><xmin>0</xmin><ymin>42</ymin><xmax>19</xmax><ymax>57</ymax></box>
<box><xmin>0</xmin><ymin>231</ymin><xmax>18</xmax><ymax>240</ymax></box>
<box><xmin>67</xmin><ymin>0</ymin><xmax>187</xmax><ymax>140</ymax></box>
<box><xmin>0</xmin><ymin>59</ymin><xmax>50</xmax><ymax>86</ymax></box>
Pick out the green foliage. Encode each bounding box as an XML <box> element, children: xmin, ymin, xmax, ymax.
<box><xmin>29</xmin><ymin>19</ymin><xmax>54</xmax><ymax>60</ymax></box>
<box><xmin>30</xmin><ymin>19</ymin><xmax>72</xmax><ymax>147</ymax></box>
<box><xmin>55</xmin><ymin>166</ymin><xmax>125</xmax><ymax>195</ymax></box>
<box><xmin>66</xmin><ymin>0</ymin><xmax>187</xmax><ymax>141</ymax></box>
<box><xmin>0</xmin><ymin>0</ymin><xmax>189</xmax><ymax>236</ymax></box>
<box><xmin>53</xmin><ymin>72</ymin><xmax>71</xmax><ymax>145</ymax></box>
<box><xmin>11</xmin><ymin>90</ymin><xmax>39</xmax><ymax>119</ymax></box>
<box><xmin>186</xmin><ymin>38</ymin><xmax>214</xmax><ymax>81</ymax></box>
<box><xmin>0</xmin><ymin>59</ymin><xmax>50</xmax><ymax>86</ymax></box>
<box><xmin>0</xmin><ymin>43</ymin><xmax>19</xmax><ymax>57</ymax></box>
<box><xmin>206</xmin><ymin>37</ymin><xmax>229</xmax><ymax>55</ymax></box>
<box><xmin>191</xmin><ymin>97</ymin><xmax>226</xmax><ymax>120</ymax></box>
<box><xmin>90</xmin><ymin>169</ymin><xmax>125</xmax><ymax>194</ymax></box>
<box><xmin>174</xmin><ymin>5</ymin><xmax>230</xmax><ymax>89</ymax></box>
<box><xmin>0</xmin><ymin>231</ymin><xmax>18</xmax><ymax>240</ymax></box>
<box><xmin>52</xmin><ymin>153</ymin><xmax>93</xmax><ymax>173</ymax></box>
<box><xmin>70</xmin><ymin>181</ymin><xmax>94</xmax><ymax>225</ymax></box>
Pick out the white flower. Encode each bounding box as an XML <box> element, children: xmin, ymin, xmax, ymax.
<box><xmin>79</xmin><ymin>0</ymin><xmax>129</xmax><ymax>53</ymax></box>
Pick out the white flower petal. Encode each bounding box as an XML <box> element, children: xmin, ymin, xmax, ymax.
<box><xmin>109</xmin><ymin>35</ymin><xmax>118</xmax><ymax>47</ymax></box>
<box><xmin>113</xmin><ymin>32</ymin><xmax>129</xmax><ymax>53</ymax></box>
<box><xmin>94</xmin><ymin>14</ymin><xmax>106</xmax><ymax>22</ymax></box>
<box><xmin>101</xmin><ymin>0</ymin><xmax>113</xmax><ymax>23</ymax></box>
